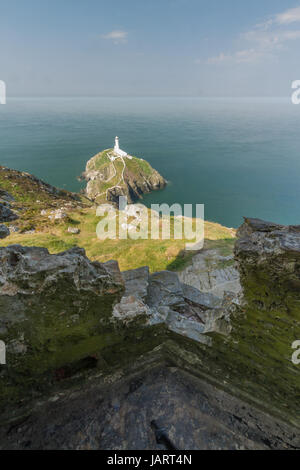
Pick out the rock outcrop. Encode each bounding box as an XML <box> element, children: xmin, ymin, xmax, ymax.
<box><xmin>178</xmin><ymin>248</ymin><xmax>241</xmax><ymax>298</ymax></box>
<box><xmin>0</xmin><ymin>225</ymin><xmax>10</xmax><ymax>239</ymax></box>
<box><xmin>1</xmin><ymin>366</ymin><xmax>298</xmax><ymax>450</ymax></box>
<box><xmin>0</xmin><ymin>217</ymin><xmax>300</xmax><ymax>448</ymax></box>
<box><xmin>0</xmin><ymin>166</ymin><xmax>84</xmax><ymax>205</ymax></box>
<box><xmin>0</xmin><ymin>245</ymin><xmax>124</xmax><ymax>410</ymax></box>
<box><xmin>0</xmin><ymin>190</ymin><xmax>16</xmax><ymax>238</ymax></box>
<box><xmin>0</xmin><ymin>166</ymin><xmax>92</xmax><ymax>234</ymax></box>
<box><xmin>83</xmin><ymin>149</ymin><xmax>166</xmax><ymax>204</ymax></box>
<box><xmin>0</xmin><ymin>203</ymin><xmax>18</xmax><ymax>223</ymax></box>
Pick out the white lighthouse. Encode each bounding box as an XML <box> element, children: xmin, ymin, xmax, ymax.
<box><xmin>114</xmin><ymin>136</ymin><xmax>128</xmax><ymax>157</ymax></box>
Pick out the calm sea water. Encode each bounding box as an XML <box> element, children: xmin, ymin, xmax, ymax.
<box><xmin>0</xmin><ymin>97</ymin><xmax>299</xmax><ymax>228</ymax></box>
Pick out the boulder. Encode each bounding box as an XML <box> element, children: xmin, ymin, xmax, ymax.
<box><xmin>180</xmin><ymin>282</ymin><xmax>223</xmax><ymax>324</ymax></box>
<box><xmin>146</xmin><ymin>271</ymin><xmax>185</xmax><ymax>309</ymax></box>
<box><xmin>0</xmin><ymin>203</ymin><xmax>18</xmax><ymax>222</ymax></box>
<box><xmin>181</xmin><ymin>283</ymin><xmax>222</xmax><ymax>310</ymax></box>
<box><xmin>122</xmin><ymin>266</ymin><xmax>150</xmax><ymax>300</ymax></box>
<box><xmin>8</xmin><ymin>225</ymin><xmax>19</xmax><ymax>233</ymax></box>
<box><xmin>67</xmin><ymin>227</ymin><xmax>80</xmax><ymax>234</ymax></box>
<box><xmin>0</xmin><ymin>189</ymin><xmax>14</xmax><ymax>203</ymax></box>
<box><xmin>0</xmin><ymin>225</ymin><xmax>9</xmax><ymax>239</ymax></box>
<box><xmin>112</xmin><ymin>295</ymin><xmax>150</xmax><ymax>325</ymax></box>
<box><xmin>48</xmin><ymin>208</ymin><xmax>68</xmax><ymax>220</ymax></box>
<box><xmin>103</xmin><ymin>260</ymin><xmax>124</xmax><ymax>286</ymax></box>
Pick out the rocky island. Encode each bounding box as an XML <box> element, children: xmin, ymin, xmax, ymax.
<box><xmin>82</xmin><ymin>137</ymin><xmax>166</xmax><ymax>204</ymax></box>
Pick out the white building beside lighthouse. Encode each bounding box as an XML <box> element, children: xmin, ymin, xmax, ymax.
<box><xmin>114</xmin><ymin>136</ymin><xmax>128</xmax><ymax>157</ymax></box>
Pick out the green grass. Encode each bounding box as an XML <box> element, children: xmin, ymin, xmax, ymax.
<box><xmin>1</xmin><ymin>207</ymin><xmax>236</xmax><ymax>272</ymax></box>
<box><xmin>126</xmin><ymin>157</ymin><xmax>153</xmax><ymax>176</ymax></box>
<box><xmin>86</xmin><ymin>149</ymin><xmax>111</xmax><ymax>171</ymax></box>
<box><xmin>0</xmin><ymin>165</ymin><xmax>235</xmax><ymax>272</ymax></box>
<box><xmin>0</xmin><ymin>166</ymin><xmax>91</xmax><ymax>233</ymax></box>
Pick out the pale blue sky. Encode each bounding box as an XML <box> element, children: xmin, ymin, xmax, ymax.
<box><xmin>1</xmin><ymin>0</ymin><xmax>300</xmax><ymax>96</ymax></box>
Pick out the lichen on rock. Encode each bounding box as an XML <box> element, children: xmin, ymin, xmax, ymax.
<box><xmin>0</xmin><ymin>245</ymin><xmax>125</xmax><ymax>410</ymax></box>
<box><xmin>0</xmin><ymin>216</ymin><xmax>300</xmax><ymax>436</ymax></box>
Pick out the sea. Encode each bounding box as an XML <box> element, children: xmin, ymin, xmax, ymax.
<box><xmin>0</xmin><ymin>96</ymin><xmax>299</xmax><ymax>228</ymax></box>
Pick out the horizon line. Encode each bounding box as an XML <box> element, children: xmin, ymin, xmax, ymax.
<box><xmin>6</xmin><ymin>95</ymin><xmax>291</xmax><ymax>99</ymax></box>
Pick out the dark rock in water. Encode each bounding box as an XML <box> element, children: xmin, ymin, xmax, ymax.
<box><xmin>0</xmin><ymin>202</ymin><xmax>18</xmax><ymax>222</ymax></box>
<box><xmin>0</xmin><ymin>225</ymin><xmax>9</xmax><ymax>239</ymax></box>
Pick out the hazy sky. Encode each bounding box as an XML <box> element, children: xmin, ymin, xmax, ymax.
<box><xmin>2</xmin><ymin>0</ymin><xmax>300</xmax><ymax>97</ymax></box>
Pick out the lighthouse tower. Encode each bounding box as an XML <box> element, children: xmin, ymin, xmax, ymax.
<box><xmin>114</xmin><ymin>136</ymin><xmax>128</xmax><ymax>157</ymax></box>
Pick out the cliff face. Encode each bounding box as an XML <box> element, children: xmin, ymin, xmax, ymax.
<box><xmin>0</xmin><ymin>218</ymin><xmax>299</xmax><ymax>448</ymax></box>
<box><xmin>83</xmin><ymin>149</ymin><xmax>166</xmax><ymax>204</ymax></box>
<box><xmin>0</xmin><ymin>245</ymin><xmax>124</xmax><ymax>412</ymax></box>
<box><xmin>0</xmin><ymin>166</ymin><xmax>91</xmax><ymax>234</ymax></box>
<box><xmin>0</xmin><ymin>185</ymin><xmax>18</xmax><ymax>238</ymax></box>
<box><xmin>0</xmin><ymin>166</ymin><xmax>84</xmax><ymax>205</ymax></box>
<box><xmin>182</xmin><ymin>217</ymin><xmax>300</xmax><ymax>426</ymax></box>
<box><xmin>231</xmin><ymin>218</ymin><xmax>300</xmax><ymax>415</ymax></box>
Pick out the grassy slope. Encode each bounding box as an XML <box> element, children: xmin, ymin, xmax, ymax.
<box><xmin>1</xmin><ymin>206</ymin><xmax>235</xmax><ymax>272</ymax></box>
<box><xmin>87</xmin><ymin>149</ymin><xmax>154</xmax><ymax>176</ymax></box>
<box><xmin>0</xmin><ymin>165</ymin><xmax>236</xmax><ymax>272</ymax></box>
<box><xmin>0</xmin><ymin>166</ymin><xmax>91</xmax><ymax>232</ymax></box>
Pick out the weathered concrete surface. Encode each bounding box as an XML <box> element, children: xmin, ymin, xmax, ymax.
<box><xmin>0</xmin><ymin>366</ymin><xmax>298</xmax><ymax>450</ymax></box>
